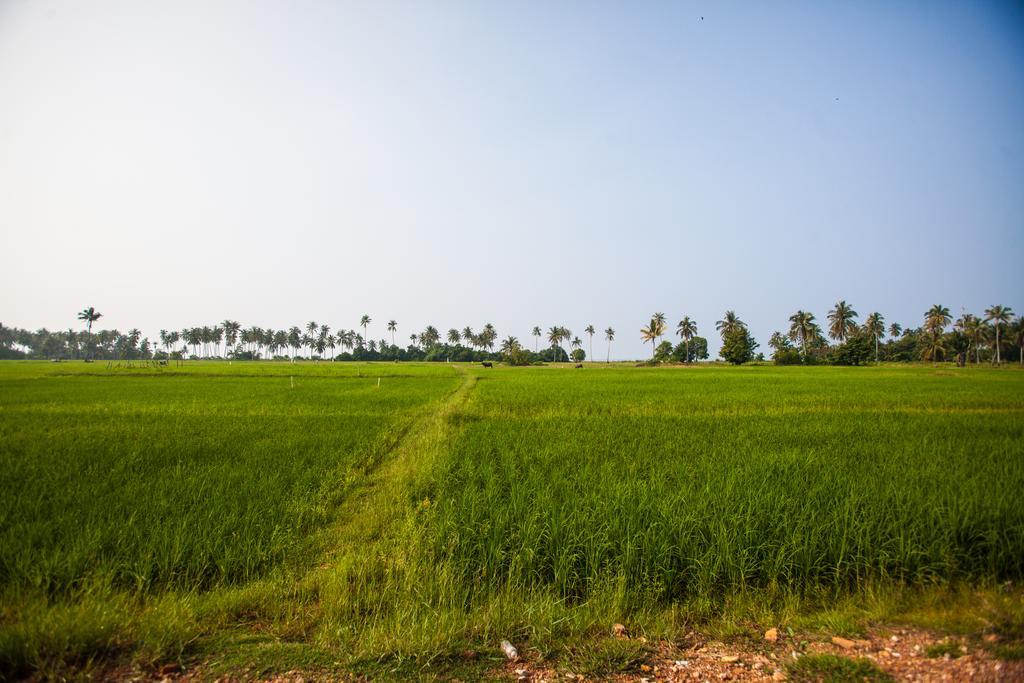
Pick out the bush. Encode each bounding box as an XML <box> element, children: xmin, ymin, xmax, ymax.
<box><xmin>654</xmin><ymin>341</ymin><xmax>674</xmax><ymax>362</ymax></box>
<box><xmin>773</xmin><ymin>348</ymin><xmax>803</xmax><ymax>365</ymax></box>
<box><xmin>829</xmin><ymin>335</ymin><xmax>873</xmax><ymax>366</ymax></box>
<box><xmin>672</xmin><ymin>337</ymin><xmax>709</xmax><ymax>363</ymax></box>
<box><xmin>719</xmin><ymin>329</ymin><xmax>758</xmax><ymax>365</ymax></box>
<box><xmin>570</xmin><ymin>348</ymin><xmax>586</xmax><ymax>363</ymax></box>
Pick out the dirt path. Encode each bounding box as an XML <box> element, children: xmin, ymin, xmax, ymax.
<box><xmin>493</xmin><ymin>626</ymin><xmax>1023</xmax><ymax>682</ymax></box>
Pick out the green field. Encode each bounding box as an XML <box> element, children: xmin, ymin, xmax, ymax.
<box><xmin>2</xmin><ymin>361</ymin><xmax>1023</xmax><ymax>678</ymax></box>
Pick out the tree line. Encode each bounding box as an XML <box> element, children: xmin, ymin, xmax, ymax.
<box><xmin>1</xmin><ymin>303</ymin><xmax>1020</xmax><ymax>366</ymax></box>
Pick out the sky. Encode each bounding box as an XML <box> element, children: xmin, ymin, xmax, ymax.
<box><xmin>1</xmin><ymin>0</ymin><xmax>1022</xmax><ymax>359</ymax></box>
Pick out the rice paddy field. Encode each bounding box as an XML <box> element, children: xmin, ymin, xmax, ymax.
<box><xmin>1</xmin><ymin>361</ymin><xmax>1023</xmax><ymax>679</ymax></box>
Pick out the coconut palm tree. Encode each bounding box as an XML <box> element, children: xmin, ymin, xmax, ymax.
<box><xmin>676</xmin><ymin>316</ymin><xmax>697</xmax><ymax>363</ymax></box>
<box><xmin>921</xmin><ymin>305</ymin><xmax>952</xmax><ymax>363</ymax></box>
<box><xmin>827</xmin><ymin>301</ymin><xmax>858</xmax><ymax>342</ymax></box>
<box><xmin>604</xmin><ymin>327</ymin><xmax>615</xmax><ymax>363</ymax></box>
<box><xmin>462</xmin><ymin>327</ymin><xmax>474</xmax><ymax>349</ymax></box>
<box><xmin>532</xmin><ymin>326</ymin><xmax>542</xmax><ymax>352</ymax></box>
<box><xmin>77</xmin><ymin>306</ymin><xmax>102</xmax><ymax>360</ymax></box>
<box><xmin>447</xmin><ymin>329</ymin><xmax>460</xmax><ymax>345</ymax></box>
<box><xmin>546</xmin><ymin>326</ymin><xmax>562</xmax><ymax>358</ymax></box>
<box><xmin>787</xmin><ymin>310</ymin><xmax>818</xmax><ymax>358</ymax></box>
<box><xmin>500</xmin><ymin>336</ymin><xmax>520</xmax><ymax>355</ymax></box>
<box><xmin>641</xmin><ymin>316</ymin><xmax>666</xmax><ymax>358</ymax></box>
<box><xmin>221</xmin><ymin>320</ymin><xmax>241</xmax><ymax>357</ymax></box>
<box><xmin>984</xmin><ymin>305</ymin><xmax>1013</xmax><ymax>365</ymax></box>
<box><xmin>925</xmin><ymin>305</ymin><xmax>952</xmax><ymax>336</ymax></box>
<box><xmin>653</xmin><ymin>312</ymin><xmax>667</xmax><ymax>344</ymax></box>
<box><xmin>863</xmin><ymin>312</ymin><xmax>885</xmax><ymax>362</ymax></box>
<box><xmin>387</xmin><ymin>320</ymin><xmax>397</xmax><ymax>345</ymax></box>
<box><xmin>360</xmin><ymin>315</ymin><xmax>372</xmax><ymax>343</ymax></box>
<box><xmin>956</xmin><ymin>314</ymin><xmax>985</xmax><ymax>364</ymax></box>
<box><xmin>1011</xmin><ymin>316</ymin><xmax>1024</xmax><ymax>367</ymax></box>
<box><xmin>888</xmin><ymin>323</ymin><xmax>902</xmax><ymax>339</ymax></box>
<box><xmin>584</xmin><ymin>325</ymin><xmax>595</xmax><ymax>362</ymax></box>
<box><xmin>715</xmin><ymin>311</ymin><xmax>745</xmax><ymax>339</ymax></box>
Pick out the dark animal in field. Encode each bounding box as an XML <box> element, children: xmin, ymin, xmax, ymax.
<box><xmin>574</xmin><ymin>363</ymin><xmax>583</xmax><ymax>369</ymax></box>
<box><xmin>481</xmin><ymin>362</ymin><xmax>493</xmax><ymax>368</ymax></box>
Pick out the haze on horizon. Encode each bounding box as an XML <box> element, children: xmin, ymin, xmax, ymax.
<box><xmin>1</xmin><ymin>0</ymin><xmax>1022</xmax><ymax>359</ymax></box>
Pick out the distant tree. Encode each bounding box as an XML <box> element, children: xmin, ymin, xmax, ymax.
<box><xmin>787</xmin><ymin>310</ymin><xmax>819</xmax><ymax>359</ymax></box>
<box><xmin>547</xmin><ymin>326</ymin><xmax>564</xmax><ymax>360</ymax></box>
<box><xmin>604</xmin><ymin>327</ymin><xmax>615</xmax><ymax>362</ymax></box>
<box><xmin>77</xmin><ymin>306</ymin><xmax>102</xmax><ymax>360</ymax></box>
<box><xmin>387</xmin><ymin>320</ymin><xmax>397</xmax><ymax>345</ymax></box>
<box><xmin>672</xmin><ymin>336</ymin><xmax>708</xmax><ymax>363</ymax></box>
<box><xmin>888</xmin><ymin>323</ymin><xmax>902</xmax><ymax>339</ymax></box>
<box><xmin>924</xmin><ymin>305</ymin><xmax>952</xmax><ymax>336</ymax></box>
<box><xmin>654</xmin><ymin>340</ymin><xmax>673</xmax><ymax>362</ymax></box>
<box><xmin>984</xmin><ymin>305</ymin><xmax>1013</xmax><ymax>365</ymax></box>
<box><xmin>719</xmin><ymin>327</ymin><xmax>758</xmax><ymax>365</ymax></box>
<box><xmin>360</xmin><ymin>315</ymin><xmax>372</xmax><ymax>344</ymax></box>
<box><xmin>715</xmin><ymin>311</ymin><xmax>745</xmax><ymax>339</ymax></box>
<box><xmin>447</xmin><ymin>328</ymin><xmax>461</xmax><ymax>345</ymax></box>
<box><xmin>1011</xmin><ymin>316</ymin><xmax>1024</xmax><ymax>367</ymax></box>
<box><xmin>640</xmin><ymin>315</ymin><xmax>666</xmax><ymax>358</ymax></box>
<box><xmin>862</xmin><ymin>312</ymin><xmax>885</xmax><ymax>363</ymax></box>
<box><xmin>420</xmin><ymin>325</ymin><xmax>440</xmax><ymax>348</ymax></box>
<box><xmin>584</xmin><ymin>325</ymin><xmax>595</xmax><ymax>362</ymax></box>
<box><xmin>532</xmin><ymin>326</ymin><xmax>542</xmax><ymax>352</ymax></box>
<box><xmin>676</xmin><ymin>316</ymin><xmax>697</xmax><ymax>363</ymax></box>
<box><xmin>829</xmin><ymin>333</ymin><xmax>873</xmax><ymax>366</ymax></box>
<box><xmin>827</xmin><ymin>300</ymin><xmax>858</xmax><ymax>342</ymax></box>
<box><xmin>570</xmin><ymin>347</ymin><xmax>586</xmax><ymax>363</ymax></box>
<box><xmin>955</xmin><ymin>314</ymin><xmax>984</xmax><ymax>364</ymax></box>
<box><xmin>653</xmin><ymin>312</ymin><xmax>667</xmax><ymax>345</ymax></box>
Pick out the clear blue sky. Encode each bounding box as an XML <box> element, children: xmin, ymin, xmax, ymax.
<box><xmin>1</xmin><ymin>1</ymin><xmax>1021</xmax><ymax>358</ymax></box>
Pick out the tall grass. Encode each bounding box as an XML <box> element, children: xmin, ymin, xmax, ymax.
<box><xmin>421</xmin><ymin>366</ymin><xmax>1024</xmax><ymax>604</ymax></box>
<box><xmin>0</xmin><ymin>362</ymin><xmax>459</xmax><ymax>594</ymax></box>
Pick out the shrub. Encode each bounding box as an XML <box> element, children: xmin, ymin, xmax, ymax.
<box><xmin>719</xmin><ymin>328</ymin><xmax>758</xmax><ymax>365</ymax></box>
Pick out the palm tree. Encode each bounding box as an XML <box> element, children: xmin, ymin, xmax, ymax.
<box><xmin>863</xmin><ymin>312</ymin><xmax>885</xmax><ymax>363</ymax></box>
<box><xmin>531</xmin><ymin>326</ymin><xmax>542</xmax><ymax>352</ymax></box>
<box><xmin>546</xmin><ymin>326</ymin><xmax>563</xmax><ymax>361</ymax></box>
<box><xmin>221</xmin><ymin>320</ymin><xmax>241</xmax><ymax>356</ymax></box>
<box><xmin>584</xmin><ymin>325</ymin><xmax>595</xmax><ymax>362</ymax></box>
<box><xmin>360</xmin><ymin>315</ymin><xmax>372</xmax><ymax>343</ymax></box>
<box><xmin>922</xmin><ymin>305</ymin><xmax>952</xmax><ymax>363</ymax></box>
<box><xmin>984</xmin><ymin>305</ymin><xmax>1013</xmax><ymax>365</ymax></box>
<box><xmin>827</xmin><ymin>301</ymin><xmax>858</xmax><ymax>342</ymax></box>
<box><xmin>653</xmin><ymin>312</ymin><xmax>667</xmax><ymax>344</ymax></box>
<box><xmin>788</xmin><ymin>310</ymin><xmax>818</xmax><ymax>358</ymax></box>
<box><xmin>641</xmin><ymin>316</ymin><xmax>666</xmax><ymax>358</ymax></box>
<box><xmin>715</xmin><ymin>311</ymin><xmax>745</xmax><ymax>339</ymax></box>
<box><xmin>421</xmin><ymin>325</ymin><xmax>440</xmax><ymax>348</ymax></box>
<box><xmin>889</xmin><ymin>323</ymin><xmax>902</xmax><ymax>339</ymax></box>
<box><xmin>604</xmin><ymin>327</ymin><xmax>615</xmax><ymax>363</ymax></box>
<box><xmin>925</xmin><ymin>305</ymin><xmax>952</xmax><ymax>336</ymax></box>
<box><xmin>1011</xmin><ymin>316</ymin><xmax>1024</xmax><ymax>367</ymax></box>
<box><xmin>676</xmin><ymin>316</ymin><xmax>697</xmax><ymax>363</ymax></box>
<box><xmin>500</xmin><ymin>336</ymin><xmax>520</xmax><ymax>355</ymax></box>
<box><xmin>462</xmin><ymin>327</ymin><xmax>474</xmax><ymax>349</ymax></box>
<box><xmin>387</xmin><ymin>320</ymin><xmax>397</xmax><ymax>345</ymax></box>
<box><xmin>956</xmin><ymin>314</ymin><xmax>984</xmax><ymax>364</ymax></box>
<box><xmin>447</xmin><ymin>328</ymin><xmax>460</xmax><ymax>345</ymax></box>
<box><xmin>77</xmin><ymin>306</ymin><xmax>102</xmax><ymax>360</ymax></box>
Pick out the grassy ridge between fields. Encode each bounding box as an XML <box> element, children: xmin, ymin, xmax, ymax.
<box><xmin>1</xmin><ymin>362</ymin><xmax>1023</xmax><ymax>678</ymax></box>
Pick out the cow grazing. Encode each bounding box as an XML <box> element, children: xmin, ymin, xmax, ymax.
<box><xmin>481</xmin><ymin>361</ymin><xmax>493</xmax><ymax>368</ymax></box>
<box><xmin>574</xmin><ymin>363</ymin><xmax>584</xmax><ymax>369</ymax></box>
